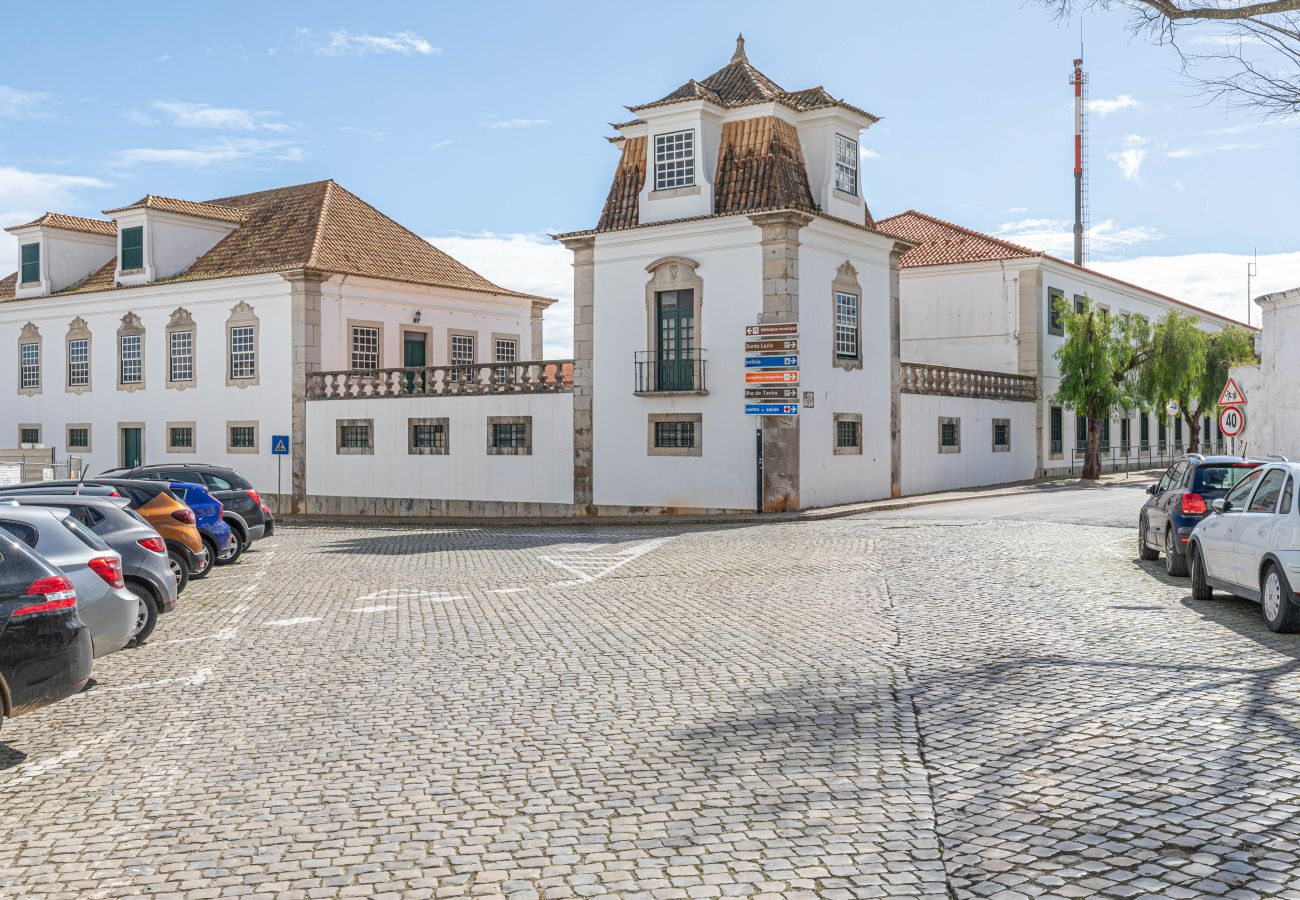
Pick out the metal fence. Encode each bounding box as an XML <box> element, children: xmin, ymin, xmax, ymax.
<box><xmin>1065</xmin><ymin>442</ymin><xmax>1233</xmax><ymax>476</ymax></box>
<box><xmin>0</xmin><ymin>456</ymin><xmax>86</xmax><ymax>486</ymax></box>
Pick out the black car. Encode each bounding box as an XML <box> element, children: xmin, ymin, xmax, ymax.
<box><xmin>1139</xmin><ymin>454</ymin><xmax>1265</xmax><ymax>576</ymax></box>
<box><xmin>0</xmin><ymin>530</ymin><xmax>93</xmax><ymax>730</ymax></box>
<box><xmin>111</xmin><ymin>464</ymin><xmax>269</xmax><ymax>556</ymax></box>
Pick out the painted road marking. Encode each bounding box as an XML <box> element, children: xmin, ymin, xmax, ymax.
<box><xmin>163</xmin><ymin>627</ymin><xmax>239</xmax><ymax>645</ymax></box>
<box><xmin>101</xmin><ymin>668</ymin><xmax>213</xmax><ymax>694</ymax></box>
<box><xmin>264</xmin><ymin>617</ymin><xmax>322</xmax><ymax>626</ymax></box>
<box><xmin>541</xmin><ymin>538</ymin><xmax>671</xmax><ymax>586</ymax></box>
<box><xmin>488</xmin><ymin>587</ymin><xmax>528</xmax><ymax>594</ymax></box>
<box><xmin>352</xmin><ymin>605</ymin><xmax>396</xmax><ymax>614</ymax></box>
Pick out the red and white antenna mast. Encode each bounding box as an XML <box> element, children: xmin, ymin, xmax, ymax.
<box><xmin>1071</xmin><ymin>55</ymin><xmax>1089</xmax><ymax>267</ymax></box>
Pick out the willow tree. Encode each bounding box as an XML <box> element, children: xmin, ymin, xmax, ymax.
<box><xmin>1054</xmin><ymin>297</ymin><xmax>1152</xmax><ymax>479</ymax></box>
<box><xmin>1142</xmin><ymin>311</ymin><xmax>1257</xmax><ymax>452</ymax></box>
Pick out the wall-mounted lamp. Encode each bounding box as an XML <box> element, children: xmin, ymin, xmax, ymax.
<box><xmin>413</xmin><ymin>310</ymin><xmax>422</xmax><ymax>324</ymax></box>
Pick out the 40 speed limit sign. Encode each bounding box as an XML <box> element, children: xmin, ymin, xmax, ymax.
<box><xmin>1219</xmin><ymin>405</ymin><xmax>1246</xmax><ymax>438</ymax></box>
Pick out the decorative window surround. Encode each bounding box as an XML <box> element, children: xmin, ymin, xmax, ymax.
<box><xmin>166</xmin><ymin>307</ymin><xmax>197</xmax><ymax>389</ymax></box>
<box><xmin>67</xmin><ymin>424</ymin><xmax>91</xmax><ymax>452</ymax></box>
<box><xmin>992</xmin><ymin>418</ymin><xmax>1011</xmax><ymax>452</ymax></box>
<box><xmin>167</xmin><ymin>422</ymin><xmax>196</xmax><ymax>454</ymax></box>
<box><xmin>938</xmin><ymin>417</ymin><xmax>961</xmax><ymax>453</ymax></box>
<box><xmin>227</xmin><ymin>420</ymin><xmax>258</xmax><ymax>454</ymax></box>
<box><xmin>116</xmin><ymin>312</ymin><xmax>145</xmax><ymax>391</ymax></box>
<box><xmin>832</xmin><ymin>261</ymin><xmax>862</xmax><ymax>371</ymax></box>
<box><xmin>17</xmin><ymin>322</ymin><xmax>41</xmax><ymax>395</ymax></box>
<box><xmin>408</xmin><ymin>417</ymin><xmax>449</xmax><ymax>455</ymax></box>
<box><xmin>336</xmin><ymin>419</ymin><xmax>373</xmax><ymax>455</ymax></box>
<box><xmin>647</xmin><ymin>413</ymin><xmax>702</xmax><ymax>457</ymax></box>
<box><xmin>65</xmin><ymin>318</ymin><xmax>91</xmax><ymax>394</ymax></box>
<box><xmin>833</xmin><ymin>413</ymin><xmax>863</xmax><ymax>455</ymax></box>
<box><xmin>226</xmin><ymin>302</ymin><xmax>260</xmax><ymax>387</ymax></box>
<box><xmin>487</xmin><ymin>416</ymin><xmax>532</xmax><ymax>456</ymax></box>
<box><xmin>644</xmin><ymin>256</ymin><xmax>704</xmax><ymax>378</ymax></box>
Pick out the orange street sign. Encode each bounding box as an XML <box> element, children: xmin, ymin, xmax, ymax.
<box><xmin>745</xmin><ymin>370</ymin><xmax>799</xmax><ymax>384</ymax></box>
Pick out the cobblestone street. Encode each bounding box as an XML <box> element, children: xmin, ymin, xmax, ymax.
<box><xmin>2</xmin><ymin>482</ymin><xmax>1298</xmax><ymax>898</ymax></box>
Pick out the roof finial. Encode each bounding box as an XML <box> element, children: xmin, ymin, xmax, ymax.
<box><xmin>732</xmin><ymin>33</ymin><xmax>747</xmax><ymax>64</ymax></box>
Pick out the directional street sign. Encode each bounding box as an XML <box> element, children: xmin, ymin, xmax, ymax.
<box><xmin>271</xmin><ymin>435</ymin><xmax>290</xmax><ymax>455</ymax></box>
<box><xmin>1219</xmin><ymin>405</ymin><xmax>1246</xmax><ymax>438</ymax></box>
<box><xmin>745</xmin><ymin>323</ymin><xmax>799</xmax><ymax>337</ymax></box>
<box><xmin>745</xmin><ymin>355</ymin><xmax>799</xmax><ymax>369</ymax></box>
<box><xmin>744</xmin><ymin>339</ymin><xmax>798</xmax><ymax>353</ymax></box>
<box><xmin>1218</xmin><ymin>377</ymin><xmax>1246</xmax><ymax>406</ymax></box>
<box><xmin>744</xmin><ymin>386</ymin><xmax>799</xmax><ymax>400</ymax></box>
<box><xmin>745</xmin><ymin>403</ymin><xmax>800</xmax><ymax>416</ymax></box>
<box><xmin>745</xmin><ymin>370</ymin><xmax>799</xmax><ymax>384</ymax></box>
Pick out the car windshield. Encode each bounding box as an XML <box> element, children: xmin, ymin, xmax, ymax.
<box><xmin>1192</xmin><ymin>463</ymin><xmax>1260</xmax><ymax>494</ymax></box>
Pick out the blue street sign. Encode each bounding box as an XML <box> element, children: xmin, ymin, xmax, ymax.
<box><xmin>271</xmin><ymin>435</ymin><xmax>290</xmax><ymax>455</ymax></box>
<box><xmin>744</xmin><ymin>404</ymin><xmax>800</xmax><ymax>416</ymax></box>
<box><xmin>744</xmin><ymin>355</ymin><xmax>799</xmax><ymax>369</ymax></box>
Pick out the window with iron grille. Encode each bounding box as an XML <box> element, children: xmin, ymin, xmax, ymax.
<box><xmin>19</xmin><ymin>427</ymin><xmax>40</xmax><ymax>446</ymax></box>
<box><xmin>1076</xmin><ymin>414</ymin><xmax>1088</xmax><ymax>452</ymax></box>
<box><xmin>492</xmin><ymin>423</ymin><xmax>529</xmax><ymax>449</ymax></box>
<box><xmin>1101</xmin><ymin>419</ymin><xmax>1112</xmax><ymax>452</ymax></box>
<box><xmin>654</xmin><ymin>420</ymin><xmax>695</xmax><ymax>449</ymax></box>
<box><xmin>1121</xmin><ymin>417</ymin><xmax>1131</xmax><ymax>450</ymax></box>
<box><xmin>351</xmin><ymin>326</ymin><xmax>380</xmax><ymax>370</ymax></box>
<box><xmin>836</xmin><ymin>419</ymin><xmax>860</xmax><ymax>449</ymax></box>
<box><xmin>170</xmin><ymin>330</ymin><xmax>194</xmax><ymax>382</ymax></box>
<box><xmin>68</xmin><ymin>427</ymin><xmax>89</xmax><ymax>449</ymax></box>
<box><xmin>834</xmin><ymin>134</ymin><xmax>858</xmax><ymax>195</ymax></box>
<box><xmin>340</xmin><ymin>424</ymin><xmax>370</xmax><ymax>449</ymax></box>
<box><xmin>119</xmin><ymin>334</ymin><xmax>142</xmax><ymax>384</ymax></box>
<box><xmin>939</xmin><ymin>417</ymin><xmax>961</xmax><ymax>453</ymax></box>
<box><xmin>230</xmin><ymin>325</ymin><xmax>256</xmax><ymax>379</ymax></box>
<box><xmin>68</xmin><ymin>338</ymin><xmax>89</xmax><ymax>387</ymax></box>
<box><xmin>1050</xmin><ymin>406</ymin><xmax>1063</xmax><ymax>454</ymax></box>
<box><xmin>494</xmin><ymin>338</ymin><xmax>517</xmax><ymax>384</ymax></box>
<box><xmin>120</xmin><ymin>226</ymin><xmax>144</xmax><ymax>271</ymax></box>
<box><xmin>20</xmin><ymin>243</ymin><xmax>39</xmax><ymax>284</ymax></box>
<box><xmin>654</xmin><ymin>130</ymin><xmax>695</xmax><ymax>190</ymax></box>
<box><xmin>1158</xmin><ymin>417</ymin><xmax>1167</xmax><ymax>448</ymax></box>
<box><xmin>170</xmin><ymin>426</ymin><xmax>193</xmax><ymax>449</ymax></box>
<box><xmin>20</xmin><ymin>342</ymin><xmax>39</xmax><ymax>389</ymax></box>
<box><xmin>229</xmin><ymin>426</ymin><xmax>255</xmax><ymax>449</ymax></box>
<box><xmin>834</xmin><ymin>292</ymin><xmax>859</xmax><ymax>359</ymax></box>
<box><xmin>412</xmin><ymin>422</ymin><xmax>446</xmax><ymax>450</ymax></box>
<box><xmin>1140</xmin><ymin>414</ymin><xmax>1150</xmax><ymax>449</ymax></box>
<box><xmin>993</xmin><ymin>419</ymin><xmax>1010</xmax><ymax>450</ymax></box>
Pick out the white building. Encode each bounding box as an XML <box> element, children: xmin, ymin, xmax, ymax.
<box><xmin>877</xmin><ymin>211</ymin><xmax>1247</xmax><ymax>477</ymax></box>
<box><xmin>1229</xmin><ymin>286</ymin><xmax>1300</xmax><ymax>459</ymax></box>
<box><xmin>0</xmin><ymin>181</ymin><xmax>556</xmax><ymax>511</ymax></box>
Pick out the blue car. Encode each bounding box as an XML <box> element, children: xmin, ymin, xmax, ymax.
<box><xmin>170</xmin><ymin>482</ymin><xmax>234</xmax><ymax>579</ymax></box>
<box><xmin>1139</xmin><ymin>455</ymin><xmax>1266</xmax><ymax>576</ymax></box>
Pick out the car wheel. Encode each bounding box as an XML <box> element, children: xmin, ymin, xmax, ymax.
<box><xmin>193</xmin><ymin>537</ymin><xmax>217</xmax><ymax>579</ymax></box>
<box><xmin>167</xmin><ymin>551</ymin><xmax>191</xmax><ymax>594</ymax></box>
<box><xmin>125</xmin><ymin>584</ymin><xmax>158</xmax><ymax>646</ymax></box>
<box><xmin>1261</xmin><ymin>565</ymin><xmax>1300</xmax><ymax>633</ymax></box>
<box><xmin>1190</xmin><ymin>545</ymin><xmax>1214</xmax><ymax>601</ymax></box>
<box><xmin>1138</xmin><ymin>519</ymin><xmax>1159</xmax><ymax>561</ymax></box>
<box><xmin>1165</xmin><ymin>528</ymin><xmax>1189</xmax><ymax>577</ymax></box>
<box><xmin>215</xmin><ymin>536</ymin><xmax>244</xmax><ymax>566</ymax></box>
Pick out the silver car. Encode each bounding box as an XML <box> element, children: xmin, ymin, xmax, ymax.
<box><xmin>0</xmin><ymin>501</ymin><xmax>137</xmax><ymax>658</ymax></box>
<box><xmin>8</xmin><ymin>495</ymin><xmax>177</xmax><ymax>645</ymax></box>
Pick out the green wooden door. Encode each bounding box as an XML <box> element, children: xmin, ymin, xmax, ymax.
<box><xmin>122</xmin><ymin>427</ymin><xmax>142</xmax><ymax>468</ymax></box>
<box><xmin>655</xmin><ymin>290</ymin><xmax>695</xmax><ymax>391</ymax></box>
<box><xmin>403</xmin><ymin>332</ymin><xmax>427</xmax><ymax>392</ymax></box>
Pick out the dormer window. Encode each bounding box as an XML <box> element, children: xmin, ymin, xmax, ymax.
<box><xmin>120</xmin><ymin>226</ymin><xmax>144</xmax><ymax>271</ymax></box>
<box><xmin>834</xmin><ymin>134</ymin><xmax>858</xmax><ymax>196</ymax></box>
<box><xmin>654</xmin><ymin>130</ymin><xmax>695</xmax><ymax>191</ymax></box>
<box><xmin>19</xmin><ymin>243</ymin><xmax>39</xmax><ymax>285</ymax></box>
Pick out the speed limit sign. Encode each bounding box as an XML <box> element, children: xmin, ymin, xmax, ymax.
<box><xmin>1219</xmin><ymin>405</ymin><xmax>1246</xmax><ymax>438</ymax></box>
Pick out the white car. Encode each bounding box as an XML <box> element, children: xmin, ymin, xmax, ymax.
<box><xmin>1188</xmin><ymin>461</ymin><xmax>1300</xmax><ymax>632</ymax></box>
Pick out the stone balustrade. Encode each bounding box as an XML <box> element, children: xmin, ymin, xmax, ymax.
<box><xmin>900</xmin><ymin>362</ymin><xmax>1037</xmax><ymax>402</ymax></box>
<box><xmin>306</xmin><ymin>360</ymin><xmax>574</xmax><ymax>400</ymax></box>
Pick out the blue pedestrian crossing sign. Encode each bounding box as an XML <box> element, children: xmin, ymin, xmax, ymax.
<box><xmin>271</xmin><ymin>435</ymin><xmax>290</xmax><ymax>455</ymax></box>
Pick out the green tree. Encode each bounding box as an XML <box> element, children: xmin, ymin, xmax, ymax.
<box><xmin>1142</xmin><ymin>310</ymin><xmax>1257</xmax><ymax>452</ymax></box>
<box><xmin>1053</xmin><ymin>297</ymin><xmax>1152</xmax><ymax>479</ymax></box>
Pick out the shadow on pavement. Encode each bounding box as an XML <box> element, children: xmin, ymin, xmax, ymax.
<box><xmin>318</xmin><ymin>523</ymin><xmax>749</xmax><ymax>556</ymax></box>
<box><xmin>0</xmin><ymin>744</ymin><xmax>27</xmax><ymax>772</ymax></box>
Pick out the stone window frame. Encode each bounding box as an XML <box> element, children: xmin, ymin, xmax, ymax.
<box><xmin>647</xmin><ymin>412</ymin><xmax>702</xmax><ymax>458</ymax></box>
<box><xmin>117</xmin><ymin>422</ymin><xmax>146</xmax><ymax>468</ymax></box>
<box><xmin>643</xmin><ymin>256</ymin><xmax>705</xmax><ymax>389</ymax></box>
<box><xmin>66</xmin><ymin>423</ymin><xmax>91</xmax><ymax>453</ymax></box>
<box><xmin>992</xmin><ymin>418</ymin><xmax>1011</xmax><ymax>452</ymax></box>
<box><xmin>486</xmin><ymin>415</ymin><xmax>533</xmax><ymax>456</ymax></box>
<box><xmin>407</xmin><ymin>417</ymin><xmax>449</xmax><ymax>456</ymax></box>
<box><xmin>335</xmin><ymin>418</ymin><xmax>374</xmax><ymax>456</ymax></box>
<box><xmin>18</xmin><ymin>423</ymin><xmax>41</xmax><ymax>446</ymax></box>
<box><xmin>492</xmin><ymin>332</ymin><xmax>521</xmax><ymax>384</ymax></box>
<box><xmin>833</xmin><ymin>413</ymin><xmax>863</xmax><ymax>456</ymax></box>
<box><xmin>17</xmin><ymin>322</ymin><xmax>41</xmax><ymax>396</ymax></box>
<box><xmin>398</xmin><ymin>324</ymin><xmax>433</xmax><ymax>367</ymax></box>
<box><xmin>116</xmin><ymin>312</ymin><xmax>146</xmax><ymax>392</ymax></box>
<box><xmin>938</xmin><ymin>416</ymin><xmax>961</xmax><ymax>454</ymax></box>
<box><xmin>65</xmin><ymin>317</ymin><xmax>92</xmax><ymax>395</ymax></box>
<box><xmin>167</xmin><ymin>421</ymin><xmax>197</xmax><ymax>454</ymax></box>
<box><xmin>448</xmin><ymin>329</ymin><xmax>479</xmax><ymax>383</ymax></box>
<box><xmin>165</xmin><ymin>307</ymin><xmax>198</xmax><ymax>390</ymax></box>
<box><xmin>226</xmin><ymin>420</ymin><xmax>259</xmax><ymax>455</ymax></box>
<box><xmin>348</xmin><ymin>319</ymin><xmax>384</xmax><ymax>371</ymax></box>
<box><xmin>832</xmin><ymin>261</ymin><xmax>862</xmax><ymax>371</ymax></box>
<box><xmin>1047</xmin><ymin>287</ymin><xmax>1066</xmax><ymax>336</ymax></box>
<box><xmin>226</xmin><ymin>301</ymin><xmax>260</xmax><ymax>388</ymax></box>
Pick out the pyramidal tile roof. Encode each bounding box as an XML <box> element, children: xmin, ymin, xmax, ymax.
<box><xmin>4</xmin><ymin>212</ymin><xmax>117</xmax><ymax>237</ymax></box>
<box><xmin>1</xmin><ymin>179</ymin><xmax>553</xmax><ymax>304</ymax></box>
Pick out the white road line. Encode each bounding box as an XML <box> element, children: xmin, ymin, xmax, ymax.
<box><xmin>352</xmin><ymin>605</ymin><xmax>396</xmax><ymax>614</ymax></box>
<box><xmin>487</xmin><ymin>587</ymin><xmax>528</xmax><ymax>594</ymax></box>
<box><xmin>540</xmin><ymin>537</ymin><xmax>672</xmax><ymax>585</ymax></box>
<box><xmin>264</xmin><ymin>616</ymin><xmax>322</xmax><ymax>626</ymax></box>
<box><xmin>100</xmin><ymin>667</ymin><xmax>213</xmax><ymax>694</ymax></box>
<box><xmin>163</xmin><ymin>627</ymin><xmax>238</xmax><ymax>645</ymax></box>
<box><xmin>2</xmin><ymin>729</ymin><xmax>121</xmax><ymax>785</ymax></box>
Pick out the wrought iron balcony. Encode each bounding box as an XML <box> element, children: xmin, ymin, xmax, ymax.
<box><xmin>306</xmin><ymin>360</ymin><xmax>573</xmax><ymax>400</ymax></box>
<box><xmin>634</xmin><ymin>351</ymin><xmax>707</xmax><ymax>394</ymax></box>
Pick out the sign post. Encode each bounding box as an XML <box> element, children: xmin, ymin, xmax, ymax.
<box><xmin>271</xmin><ymin>434</ymin><xmax>290</xmax><ymax>503</ymax></box>
<box><xmin>1217</xmin><ymin>378</ymin><xmax>1246</xmax><ymax>455</ymax></box>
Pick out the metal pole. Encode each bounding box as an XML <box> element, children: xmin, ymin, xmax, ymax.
<box><xmin>755</xmin><ymin>427</ymin><xmax>763</xmax><ymax>513</ymax></box>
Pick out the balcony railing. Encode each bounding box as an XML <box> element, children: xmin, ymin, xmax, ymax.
<box><xmin>634</xmin><ymin>351</ymin><xmax>707</xmax><ymax>394</ymax></box>
<box><xmin>306</xmin><ymin>360</ymin><xmax>573</xmax><ymax>400</ymax></box>
<box><xmin>900</xmin><ymin>362</ymin><xmax>1037</xmax><ymax>402</ymax></box>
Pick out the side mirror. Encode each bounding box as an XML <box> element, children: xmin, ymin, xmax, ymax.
<box><xmin>1212</xmin><ymin>499</ymin><xmax>1227</xmax><ymax>514</ymax></box>
<box><xmin>1146</xmin><ymin>483</ymin><xmax>1159</xmax><ymax>495</ymax></box>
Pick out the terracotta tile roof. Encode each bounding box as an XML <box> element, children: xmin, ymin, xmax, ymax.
<box><xmin>714</xmin><ymin>116</ymin><xmax>816</xmax><ymax>216</ymax></box>
<box><xmin>103</xmin><ymin>195</ymin><xmax>248</xmax><ymax>224</ymax></box>
<box><xmin>875</xmin><ymin>210</ymin><xmax>1040</xmax><ymax>268</ymax></box>
<box><xmin>596</xmin><ymin>137</ymin><xmax>646</xmax><ymax>232</ymax></box>
<box><xmin>0</xmin><ymin>179</ymin><xmax>554</xmax><ymax>305</ymax></box>
<box><xmin>4</xmin><ymin>212</ymin><xmax>117</xmax><ymax>237</ymax></box>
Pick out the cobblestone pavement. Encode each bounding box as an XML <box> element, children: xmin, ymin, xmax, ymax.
<box><xmin>0</xmin><ymin>488</ymin><xmax>1298</xmax><ymax>898</ymax></box>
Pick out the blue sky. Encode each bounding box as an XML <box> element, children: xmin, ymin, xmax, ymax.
<box><xmin>2</xmin><ymin>0</ymin><xmax>1297</xmax><ymax>351</ymax></box>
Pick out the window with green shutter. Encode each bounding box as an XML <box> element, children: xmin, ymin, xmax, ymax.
<box><xmin>20</xmin><ymin>243</ymin><xmax>39</xmax><ymax>284</ymax></box>
<box><xmin>120</xmin><ymin>226</ymin><xmax>144</xmax><ymax>270</ymax></box>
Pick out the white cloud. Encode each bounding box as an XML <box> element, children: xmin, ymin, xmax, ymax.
<box><xmin>155</xmin><ymin>54</ymin><xmax>172</xmax><ymax>62</ymax></box>
<box><xmin>342</xmin><ymin>126</ymin><xmax>389</xmax><ymax>141</ymax></box>
<box><xmin>113</xmin><ymin>138</ymin><xmax>304</xmax><ymax>168</ymax></box>
<box><xmin>1006</xmin><ymin>206</ymin><xmax>1029</xmax><ymax>214</ymax></box>
<box><xmin>995</xmin><ymin>217</ymin><xmax>1162</xmax><ymax>257</ymax></box>
<box><xmin>0</xmin><ymin>167</ymin><xmax>112</xmax><ymax>274</ymax></box>
<box><xmin>1109</xmin><ymin>134</ymin><xmax>1153</xmax><ymax>181</ymax></box>
<box><xmin>427</xmin><ymin>232</ymin><xmax>573</xmax><ymax>357</ymax></box>
<box><xmin>304</xmin><ymin>28</ymin><xmax>440</xmax><ymax>57</ymax></box>
<box><xmin>0</xmin><ymin>84</ymin><xmax>49</xmax><ymax>118</ymax></box>
<box><xmin>482</xmin><ymin>116</ymin><xmax>551</xmax><ymax>130</ymax></box>
<box><xmin>1092</xmin><ymin>250</ymin><xmax>1300</xmax><ymax>325</ymax></box>
<box><xmin>859</xmin><ymin>147</ymin><xmax>880</xmax><ymax>159</ymax></box>
<box><xmin>1088</xmin><ymin>95</ymin><xmax>1142</xmax><ymax>116</ymax></box>
<box><xmin>151</xmin><ymin>100</ymin><xmax>291</xmax><ymax>132</ymax></box>
<box><xmin>430</xmin><ymin>138</ymin><xmax>463</xmax><ymax>149</ymax></box>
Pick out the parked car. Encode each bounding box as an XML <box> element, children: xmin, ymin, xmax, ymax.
<box><xmin>1139</xmin><ymin>454</ymin><xmax>1265</xmax><ymax>576</ymax></box>
<box><xmin>0</xmin><ymin>502</ymin><xmax>136</xmax><ymax>658</ymax></box>
<box><xmin>0</xmin><ymin>530</ymin><xmax>92</xmax><ymax>731</ymax></box>
<box><xmin>110</xmin><ymin>464</ymin><xmax>268</xmax><ymax>557</ymax></box>
<box><xmin>0</xmin><ymin>479</ymin><xmax>207</xmax><ymax>593</ymax></box>
<box><xmin>1189</xmin><ymin>462</ymin><xmax>1300</xmax><ymax>632</ymax></box>
<box><xmin>6</xmin><ymin>495</ymin><xmax>177</xmax><ymax>644</ymax></box>
<box><xmin>168</xmin><ymin>482</ymin><xmax>233</xmax><ymax>576</ymax></box>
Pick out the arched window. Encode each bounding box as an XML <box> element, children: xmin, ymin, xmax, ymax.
<box><xmin>117</xmin><ymin>312</ymin><xmax>146</xmax><ymax>391</ymax></box>
<box><xmin>166</xmin><ymin>307</ymin><xmax>197</xmax><ymax>389</ymax></box>
<box><xmin>17</xmin><ymin>322</ymin><xmax>41</xmax><ymax>395</ymax></box>
<box><xmin>832</xmin><ymin>261</ymin><xmax>862</xmax><ymax>371</ymax></box>
<box><xmin>226</xmin><ymin>302</ymin><xmax>259</xmax><ymax>388</ymax></box>
<box><xmin>65</xmin><ymin>317</ymin><xmax>91</xmax><ymax>394</ymax></box>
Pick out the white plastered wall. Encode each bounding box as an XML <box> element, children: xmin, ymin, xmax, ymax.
<box><xmin>900</xmin><ymin>394</ymin><xmax>1037</xmax><ymax>495</ymax></box>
